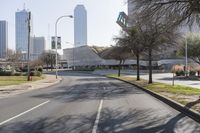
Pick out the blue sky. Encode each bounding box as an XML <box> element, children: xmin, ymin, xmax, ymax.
<box><xmin>0</xmin><ymin>0</ymin><xmax>127</xmax><ymax>53</ymax></box>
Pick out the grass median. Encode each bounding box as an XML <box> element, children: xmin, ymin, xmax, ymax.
<box><xmin>0</xmin><ymin>76</ymin><xmax>44</xmax><ymax>86</ymax></box>
<box><xmin>107</xmin><ymin>74</ymin><xmax>200</xmax><ymax>113</ymax></box>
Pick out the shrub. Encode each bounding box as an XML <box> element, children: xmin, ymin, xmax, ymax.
<box><xmin>37</xmin><ymin>67</ymin><xmax>43</xmax><ymax>73</ymax></box>
<box><xmin>35</xmin><ymin>71</ymin><xmax>42</xmax><ymax>77</ymax></box>
<box><xmin>171</xmin><ymin>65</ymin><xmax>184</xmax><ymax>73</ymax></box>
<box><xmin>29</xmin><ymin>71</ymin><xmax>42</xmax><ymax>77</ymax></box>
<box><xmin>175</xmin><ymin>71</ymin><xmax>185</xmax><ymax>76</ymax></box>
<box><xmin>14</xmin><ymin>72</ymin><xmax>22</xmax><ymax>76</ymax></box>
<box><xmin>0</xmin><ymin>68</ymin><xmax>3</xmax><ymax>71</ymax></box>
<box><xmin>22</xmin><ymin>73</ymin><xmax>27</xmax><ymax>76</ymax></box>
<box><xmin>30</xmin><ymin>71</ymin><xmax>35</xmax><ymax>76</ymax></box>
<box><xmin>0</xmin><ymin>71</ymin><xmax>12</xmax><ymax>76</ymax></box>
<box><xmin>189</xmin><ymin>71</ymin><xmax>196</xmax><ymax>76</ymax></box>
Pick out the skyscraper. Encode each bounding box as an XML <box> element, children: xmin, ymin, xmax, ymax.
<box><xmin>74</xmin><ymin>5</ymin><xmax>87</xmax><ymax>47</ymax></box>
<box><xmin>15</xmin><ymin>9</ymin><xmax>32</xmax><ymax>59</ymax></box>
<box><xmin>0</xmin><ymin>21</ymin><xmax>8</xmax><ymax>59</ymax></box>
<box><xmin>32</xmin><ymin>36</ymin><xmax>45</xmax><ymax>60</ymax></box>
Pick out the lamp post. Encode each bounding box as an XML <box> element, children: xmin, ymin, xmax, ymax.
<box><xmin>55</xmin><ymin>15</ymin><xmax>73</xmax><ymax>79</ymax></box>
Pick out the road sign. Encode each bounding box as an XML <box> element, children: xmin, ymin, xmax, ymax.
<box><xmin>51</xmin><ymin>36</ymin><xmax>61</xmax><ymax>49</ymax></box>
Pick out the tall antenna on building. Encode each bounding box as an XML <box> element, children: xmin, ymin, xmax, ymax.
<box><xmin>23</xmin><ymin>3</ymin><xmax>26</xmax><ymax>10</ymax></box>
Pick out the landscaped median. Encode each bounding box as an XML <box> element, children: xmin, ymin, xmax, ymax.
<box><xmin>107</xmin><ymin>74</ymin><xmax>200</xmax><ymax>115</ymax></box>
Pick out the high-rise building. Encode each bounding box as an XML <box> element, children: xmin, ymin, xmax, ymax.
<box><xmin>32</xmin><ymin>36</ymin><xmax>45</xmax><ymax>60</ymax></box>
<box><xmin>0</xmin><ymin>21</ymin><xmax>8</xmax><ymax>59</ymax></box>
<box><xmin>74</xmin><ymin>5</ymin><xmax>87</xmax><ymax>47</ymax></box>
<box><xmin>15</xmin><ymin>9</ymin><xmax>32</xmax><ymax>59</ymax></box>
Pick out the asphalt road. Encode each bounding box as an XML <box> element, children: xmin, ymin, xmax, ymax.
<box><xmin>0</xmin><ymin>71</ymin><xmax>199</xmax><ymax>133</ymax></box>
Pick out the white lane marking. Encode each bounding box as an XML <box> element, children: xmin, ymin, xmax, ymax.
<box><xmin>0</xmin><ymin>100</ymin><xmax>50</xmax><ymax>126</ymax></box>
<box><xmin>92</xmin><ymin>99</ymin><xmax>103</xmax><ymax>133</ymax></box>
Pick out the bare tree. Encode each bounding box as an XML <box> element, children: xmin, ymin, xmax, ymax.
<box><xmin>129</xmin><ymin>15</ymin><xmax>180</xmax><ymax>83</ymax></box>
<box><xmin>116</xmin><ymin>28</ymin><xmax>145</xmax><ymax>80</ymax></box>
<box><xmin>129</xmin><ymin>0</ymin><xmax>200</xmax><ymax>27</ymax></box>
<box><xmin>102</xmin><ymin>46</ymin><xmax>131</xmax><ymax>77</ymax></box>
<box><xmin>140</xmin><ymin>17</ymin><xmax>179</xmax><ymax>83</ymax></box>
<box><xmin>7</xmin><ymin>49</ymin><xmax>22</xmax><ymax>73</ymax></box>
<box><xmin>30</xmin><ymin>59</ymin><xmax>43</xmax><ymax>68</ymax></box>
<box><xmin>40</xmin><ymin>50</ymin><xmax>60</xmax><ymax>71</ymax></box>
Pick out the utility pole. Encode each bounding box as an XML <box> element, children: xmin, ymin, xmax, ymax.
<box><xmin>27</xmin><ymin>12</ymin><xmax>31</xmax><ymax>81</ymax></box>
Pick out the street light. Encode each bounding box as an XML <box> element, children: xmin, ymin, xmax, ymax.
<box><xmin>55</xmin><ymin>15</ymin><xmax>73</xmax><ymax>79</ymax></box>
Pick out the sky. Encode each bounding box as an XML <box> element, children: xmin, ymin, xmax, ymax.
<box><xmin>0</xmin><ymin>0</ymin><xmax>127</xmax><ymax>54</ymax></box>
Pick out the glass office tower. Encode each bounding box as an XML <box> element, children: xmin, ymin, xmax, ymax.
<box><xmin>0</xmin><ymin>20</ymin><xmax>8</xmax><ymax>59</ymax></box>
<box><xmin>74</xmin><ymin>5</ymin><xmax>87</xmax><ymax>47</ymax></box>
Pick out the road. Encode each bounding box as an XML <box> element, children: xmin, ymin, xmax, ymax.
<box><xmin>0</xmin><ymin>71</ymin><xmax>199</xmax><ymax>133</ymax></box>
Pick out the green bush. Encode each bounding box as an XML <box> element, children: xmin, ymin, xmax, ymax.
<box><xmin>14</xmin><ymin>72</ymin><xmax>22</xmax><ymax>76</ymax></box>
<box><xmin>37</xmin><ymin>67</ymin><xmax>43</xmax><ymax>73</ymax></box>
<box><xmin>189</xmin><ymin>71</ymin><xmax>196</xmax><ymax>76</ymax></box>
<box><xmin>175</xmin><ymin>71</ymin><xmax>185</xmax><ymax>76</ymax></box>
<box><xmin>30</xmin><ymin>71</ymin><xmax>42</xmax><ymax>77</ymax></box>
<box><xmin>30</xmin><ymin>71</ymin><xmax>35</xmax><ymax>76</ymax></box>
<box><xmin>0</xmin><ymin>71</ymin><xmax>12</xmax><ymax>76</ymax></box>
<box><xmin>22</xmin><ymin>73</ymin><xmax>27</xmax><ymax>76</ymax></box>
<box><xmin>0</xmin><ymin>68</ymin><xmax>3</xmax><ymax>71</ymax></box>
<box><xmin>35</xmin><ymin>71</ymin><xmax>42</xmax><ymax>77</ymax></box>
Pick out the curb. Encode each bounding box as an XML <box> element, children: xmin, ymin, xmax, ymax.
<box><xmin>107</xmin><ymin>76</ymin><xmax>200</xmax><ymax>123</ymax></box>
<box><xmin>25</xmin><ymin>75</ymin><xmax>63</xmax><ymax>90</ymax></box>
<box><xmin>37</xmin><ymin>76</ymin><xmax>63</xmax><ymax>89</ymax></box>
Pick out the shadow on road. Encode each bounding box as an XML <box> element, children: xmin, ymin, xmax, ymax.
<box><xmin>32</xmin><ymin>80</ymin><xmax>143</xmax><ymax>102</ymax></box>
<box><xmin>0</xmin><ymin>108</ymin><xmax>199</xmax><ymax>133</ymax></box>
<box><xmin>185</xmin><ymin>99</ymin><xmax>200</xmax><ymax>110</ymax></box>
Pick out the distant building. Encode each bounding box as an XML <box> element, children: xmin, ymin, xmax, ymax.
<box><xmin>15</xmin><ymin>9</ymin><xmax>33</xmax><ymax>60</ymax></box>
<box><xmin>0</xmin><ymin>21</ymin><xmax>8</xmax><ymax>59</ymax></box>
<box><xmin>74</xmin><ymin>5</ymin><xmax>87</xmax><ymax>47</ymax></box>
<box><xmin>32</xmin><ymin>36</ymin><xmax>45</xmax><ymax>60</ymax></box>
<box><xmin>63</xmin><ymin>45</ymin><xmax>155</xmax><ymax>68</ymax></box>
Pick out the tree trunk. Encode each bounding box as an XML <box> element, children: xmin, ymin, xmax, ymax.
<box><xmin>118</xmin><ymin>60</ymin><xmax>122</xmax><ymax>77</ymax></box>
<box><xmin>136</xmin><ymin>53</ymin><xmax>140</xmax><ymax>81</ymax></box>
<box><xmin>51</xmin><ymin>61</ymin><xmax>53</xmax><ymax>71</ymax></box>
<box><xmin>148</xmin><ymin>49</ymin><xmax>153</xmax><ymax>84</ymax></box>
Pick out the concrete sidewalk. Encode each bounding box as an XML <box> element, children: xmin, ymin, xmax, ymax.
<box><xmin>93</xmin><ymin>70</ymin><xmax>200</xmax><ymax>89</ymax></box>
<box><xmin>0</xmin><ymin>74</ymin><xmax>62</xmax><ymax>98</ymax></box>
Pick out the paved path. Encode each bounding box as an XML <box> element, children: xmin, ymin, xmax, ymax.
<box><xmin>0</xmin><ymin>71</ymin><xmax>199</xmax><ymax>133</ymax></box>
<box><xmin>93</xmin><ymin>70</ymin><xmax>200</xmax><ymax>89</ymax></box>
